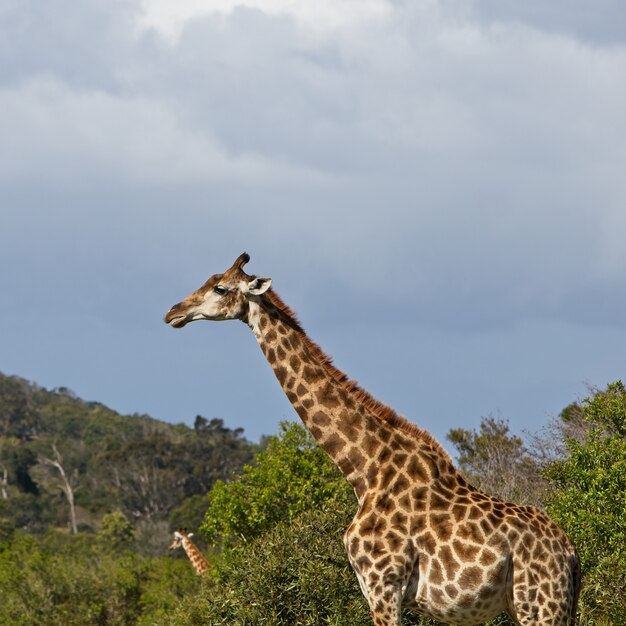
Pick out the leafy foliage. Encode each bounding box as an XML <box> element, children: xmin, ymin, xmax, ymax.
<box><xmin>0</xmin><ymin>531</ymin><xmax>196</xmax><ymax>626</ymax></box>
<box><xmin>2</xmin><ymin>370</ymin><xmax>625</xmax><ymax>625</ymax></box>
<box><xmin>202</xmin><ymin>421</ymin><xmax>352</xmax><ymax>548</ymax></box>
<box><xmin>447</xmin><ymin>416</ymin><xmax>546</xmax><ymax>507</ymax></box>
<box><xmin>0</xmin><ymin>372</ymin><xmax>258</xmax><ymax>535</ymax></box>
<box><xmin>544</xmin><ymin>381</ymin><xmax>626</xmax><ymax>625</ymax></box>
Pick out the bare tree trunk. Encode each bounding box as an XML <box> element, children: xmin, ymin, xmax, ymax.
<box><xmin>0</xmin><ymin>466</ymin><xmax>8</xmax><ymax>500</ymax></box>
<box><xmin>41</xmin><ymin>444</ymin><xmax>78</xmax><ymax>534</ymax></box>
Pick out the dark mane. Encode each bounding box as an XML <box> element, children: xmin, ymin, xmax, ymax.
<box><xmin>264</xmin><ymin>289</ymin><xmax>452</xmax><ymax>463</ymax></box>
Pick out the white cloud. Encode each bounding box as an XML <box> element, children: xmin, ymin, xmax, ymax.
<box><xmin>0</xmin><ymin>77</ymin><xmax>331</xmax><ymax>187</ymax></box>
<box><xmin>137</xmin><ymin>0</ymin><xmax>391</xmax><ymax>41</ymax></box>
<box><xmin>1</xmin><ymin>0</ymin><xmax>625</xmax><ymax>330</ymax></box>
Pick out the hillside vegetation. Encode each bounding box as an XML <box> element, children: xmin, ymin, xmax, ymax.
<box><xmin>1</xmin><ymin>372</ymin><xmax>625</xmax><ymax>625</ymax></box>
<box><xmin>0</xmin><ymin>372</ymin><xmax>258</xmax><ymax>537</ymax></box>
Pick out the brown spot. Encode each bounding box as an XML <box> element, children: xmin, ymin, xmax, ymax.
<box><xmin>363</xmin><ymin>436</ymin><xmax>382</xmax><ymax>457</ymax></box>
<box><xmin>532</xmin><ymin>542</ymin><xmax>548</xmax><ymax>561</ymax></box>
<box><xmin>309</xmin><ymin>425</ymin><xmax>322</xmax><ymax>440</ymax></box>
<box><xmin>391</xmin><ymin>474</ymin><xmax>410</xmax><ymax>495</ymax></box>
<box><xmin>479</xmin><ymin>549</ymin><xmax>497</xmax><ymax>567</ymax></box>
<box><xmin>316</xmin><ymin>381</ymin><xmax>340</xmax><ymax>408</ymax></box>
<box><xmin>412</xmin><ymin>487</ymin><xmax>428</xmax><ymax>507</ymax></box>
<box><xmin>366</xmin><ymin>462</ymin><xmax>379</xmax><ymax>486</ymax></box>
<box><xmin>289</xmin><ymin>354</ymin><xmax>302</xmax><ymax>373</ymax></box>
<box><xmin>457</xmin><ymin>522</ymin><xmax>484</xmax><ymax>545</ymax></box>
<box><xmin>386</xmin><ymin>532</ymin><xmax>403</xmax><ymax>552</ymax></box>
<box><xmin>430</xmin><ymin>514</ymin><xmax>453</xmax><ymax>541</ymax></box>
<box><xmin>459</xmin><ymin>566</ymin><xmax>483</xmax><ymax>589</ymax></box>
<box><xmin>375</xmin><ymin>493</ymin><xmax>394</xmax><ymax>515</ymax></box>
<box><xmin>338</xmin><ymin>458</ymin><xmax>353</xmax><ymax>475</ymax></box>
<box><xmin>393</xmin><ymin>452</ymin><xmax>408</xmax><ymax>468</ymax></box>
<box><xmin>421</xmin><ymin>531</ymin><xmax>437</xmax><ymax>554</ymax></box>
<box><xmin>301</xmin><ymin>398</ymin><xmax>314</xmax><ymax>410</ymax></box>
<box><xmin>338</xmin><ymin>417</ymin><xmax>360</xmax><ymax>441</ymax></box>
<box><xmin>522</xmin><ymin>532</ymin><xmax>535</xmax><ymax>551</ymax></box>
<box><xmin>267</xmin><ymin>348</ymin><xmax>277</xmax><ymax>364</ymax></box>
<box><xmin>356</xmin><ymin>555</ymin><xmax>372</xmax><ymax>569</ymax></box>
<box><xmin>302</xmin><ymin>365</ymin><xmax>324</xmax><ymax>383</ymax></box>
<box><xmin>378</xmin><ymin>446</ymin><xmax>392</xmax><ymax>464</ymax></box>
<box><xmin>312</xmin><ymin>411</ymin><xmax>330</xmax><ymax>427</ymax></box>
<box><xmin>390</xmin><ymin>511</ymin><xmax>407</xmax><ymax>528</ymax></box>
<box><xmin>265</xmin><ymin>329</ymin><xmax>277</xmax><ymax>342</ymax></box>
<box><xmin>411</xmin><ymin>516</ymin><xmax>427</xmax><ymax>535</ymax></box>
<box><xmin>274</xmin><ymin>366</ymin><xmax>287</xmax><ymax>385</ymax></box>
<box><xmin>322</xmin><ymin>433</ymin><xmax>346</xmax><ymax>457</ymax></box>
<box><xmin>453</xmin><ymin>540</ymin><xmax>481</xmax><ymax>562</ymax></box>
<box><xmin>430</xmin><ymin>587</ymin><xmax>445</xmax><ymax>604</ymax></box>
<box><xmin>406</xmin><ymin>456</ymin><xmax>428</xmax><ymax>482</ymax></box>
<box><xmin>451</xmin><ymin>504</ymin><xmax>466</xmax><ymax>523</ymax></box>
<box><xmin>439</xmin><ymin>545</ymin><xmax>461</xmax><ymax>579</ymax></box>
<box><xmin>430</xmin><ymin>560</ymin><xmax>444</xmax><ymax>585</ymax></box>
<box><xmin>380</xmin><ymin>466</ymin><xmax>396</xmax><ymax>490</ymax></box>
<box><xmin>296</xmin><ymin>383</ymin><xmax>308</xmax><ymax>397</ymax></box>
<box><xmin>374</xmin><ymin>541</ymin><xmax>390</xmax><ymax>561</ymax></box>
<box><xmin>430</xmin><ymin>491</ymin><xmax>451</xmax><ymax>511</ymax></box>
<box><xmin>472</xmin><ymin>492</ymin><xmax>489</xmax><ymax>502</ymax></box>
<box><xmin>276</xmin><ymin>345</ymin><xmax>286</xmax><ymax>360</ymax></box>
<box><xmin>445</xmin><ymin>584</ymin><xmax>459</xmax><ymax>599</ymax></box>
<box><xmin>361</xmin><ymin>515</ymin><xmax>387</xmax><ymax>536</ymax></box>
<box><xmin>347</xmin><ymin>447</ymin><xmax>366</xmax><ymax>473</ymax></box>
<box><xmin>480</xmin><ymin>518</ymin><xmax>493</xmax><ymax>535</ymax></box>
<box><xmin>379</xmin><ymin>428</ymin><xmax>392</xmax><ymax>443</ymax></box>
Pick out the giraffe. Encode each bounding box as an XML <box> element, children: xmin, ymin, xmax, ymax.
<box><xmin>164</xmin><ymin>253</ymin><xmax>580</xmax><ymax>626</ymax></box>
<box><xmin>168</xmin><ymin>529</ymin><xmax>210</xmax><ymax>575</ymax></box>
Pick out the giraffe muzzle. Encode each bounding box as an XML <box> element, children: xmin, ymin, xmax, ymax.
<box><xmin>164</xmin><ymin>304</ymin><xmax>189</xmax><ymax>328</ymax></box>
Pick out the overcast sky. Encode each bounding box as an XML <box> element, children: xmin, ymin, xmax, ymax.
<box><xmin>1</xmin><ymin>0</ymin><xmax>625</xmax><ymax>448</ymax></box>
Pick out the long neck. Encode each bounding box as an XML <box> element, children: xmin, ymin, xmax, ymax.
<box><xmin>182</xmin><ymin>539</ymin><xmax>209</xmax><ymax>575</ymax></box>
<box><xmin>247</xmin><ymin>291</ymin><xmax>422</xmax><ymax>498</ymax></box>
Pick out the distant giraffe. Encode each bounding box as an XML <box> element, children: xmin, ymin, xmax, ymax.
<box><xmin>168</xmin><ymin>529</ymin><xmax>209</xmax><ymax>575</ymax></box>
<box><xmin>165</xmin><ymin>253</ymin><xmax>580</xmax><ymax>626</ymax></box>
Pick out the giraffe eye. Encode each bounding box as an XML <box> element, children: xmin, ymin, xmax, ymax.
<box><xmin>214</xmin><ymin>285</ymin><xmax>228</xmax><ymax>296</ymax></box>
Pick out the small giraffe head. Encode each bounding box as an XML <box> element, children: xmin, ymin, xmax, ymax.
<box><xmin>164</xmin><ymin>253</ymin><xmax>272</xmax><ymax>328</ymax></box>
<box><xmin>168</xmin><ymin>529</ymin><xmax>190</xmax><ymax>552</ymax></box>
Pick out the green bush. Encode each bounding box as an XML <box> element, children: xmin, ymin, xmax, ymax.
<box><xmin>544</xmin><ymin>381</ymin><xmax>626</xmax><ymax>625</ymax></box>
<box><xmin>0</xmin><ymin>532</ymin><xmax>196</xmax><ymax>626</ymax></box>
<box><xmin>202</xmin><ymin>422</ymin><xmax>352</xmax><ymax>549</ymax></box>
<box><xmin>173</xmin><ymin>502</ymin><xmax>371</xmax><ymax>625</ymax></box>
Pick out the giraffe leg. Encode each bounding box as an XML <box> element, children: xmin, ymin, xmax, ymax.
<box><xmin>368</xmin><ymin>581</ymin><xmax>403</xmax><ymax>626</ymax></box>
<box><xmin>509</xmin><ymin>583</ymin><xmax>572</xmax><ymax>626</ymax></box>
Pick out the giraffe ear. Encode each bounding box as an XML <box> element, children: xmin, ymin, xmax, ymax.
<box><xmin>247</xmin><ymin>277</ymin><xmax>272</xmax><ymax>295</ymax></box>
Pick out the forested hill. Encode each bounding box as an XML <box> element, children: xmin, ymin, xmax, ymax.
<box><xmin>0</xmin><ymin>371</ymin><xmax>258</xmax><ymax>535</ymax></box>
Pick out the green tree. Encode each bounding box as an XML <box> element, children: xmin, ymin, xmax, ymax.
<box><xmin>0</xmin><ymin>374</ymin><xmax>41</xmax><ymax>439</ymax></box>
<box><xmin>544</xmin><ymin>381</ymin><xmax>626</xmax><ymax>625</ymax></box>
<box><xmin>0</xmin><ymin>531</ymin><xmax>196</xmax><ymax>626</ymax></box>
<box><xmin>201</xmin><ymin>422</ymin><xmax>353</xmax><ymax>549</ymax></box>
<box><xmin>173</xmin><ymin>502</ymin><xmax>374</xmax><ymax>626</ymax></box>
<box><xmin>98</xmin><ymin>511</ymin><xmax>135</xmax><ymax>551</ymax></box>
<box><xmin>447</xmin><ymin>416</ymin><xmax>545</xmax><ymax>506</ymax></box>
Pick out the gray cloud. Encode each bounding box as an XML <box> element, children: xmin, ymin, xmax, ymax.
<box><xmin>1</xmin><ymin>0</ymin><xmax>625</xmax><ymax>440</ymax></box>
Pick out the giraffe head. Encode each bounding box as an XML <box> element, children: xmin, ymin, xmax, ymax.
<box><xmin>164</xmin><ymin>253</ymin><xmax>272</xmax><ymax>328</ymax></box>
<box><xmin>168</xmin><ymin>529</ymin><xmax>192</xmax><ymax>551</ymax></box>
